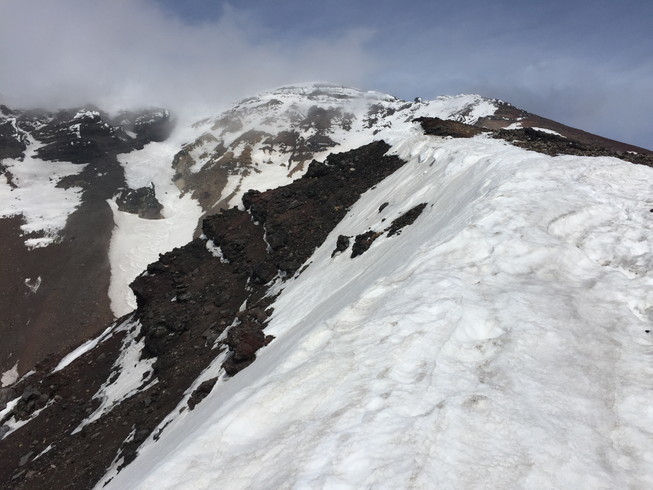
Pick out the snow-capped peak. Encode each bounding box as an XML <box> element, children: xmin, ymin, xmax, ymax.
<box><xmin>172</xmin><ymin>83</ymin><xmax>500</xmax><ymax>214</ymax></box>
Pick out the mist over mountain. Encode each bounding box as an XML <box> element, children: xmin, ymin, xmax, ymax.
<box><xmin>1</xmin><ymin>0</ymin><xmax>652</xmax><ymax>149</ymax></box>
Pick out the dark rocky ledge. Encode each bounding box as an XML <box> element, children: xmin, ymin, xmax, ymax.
<box><xmin>116</xmin><ymin>185</ymin><xmax>164</xmax><ymax>219</ymax></box>
<box><xmin>414</xmin><ymin>117</ymin><xmax>482</xmax><ymax>138</ymax></box>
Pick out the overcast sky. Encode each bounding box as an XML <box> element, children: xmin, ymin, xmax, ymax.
<box><xmin>1</xmin><ymin>0</ymin><xmax>651</xmax><ymax>149</ymax></box>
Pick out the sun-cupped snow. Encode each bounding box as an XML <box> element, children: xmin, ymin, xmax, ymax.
<box><xmin>0</xmin><ymin>135</ymin><xmax>85</xmax><ymax>248</ymax></box>
<box><xmin>105</xmin><ymin>132</ymin><xmax>653</xmax><ymax>489</ymax></box>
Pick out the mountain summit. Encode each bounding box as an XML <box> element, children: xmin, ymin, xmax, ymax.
<box><xmin>1</xmin><ymin>83</ymin><xmax>652</xmax><ymax>489</ymax></box>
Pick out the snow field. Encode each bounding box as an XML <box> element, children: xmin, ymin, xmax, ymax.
<box><xmin>105</xmin><ymin>135</ymin><xmax>653</xmax><ymax>489</ymax></box>
<box><xmin>108</xmin><ymin>123</ymin><xmax>205</xmax><ymax>317</ymax></box>
<box><xmin>0</xmin><ymin>136</ymin><xmax>85</xmax><ymax>248</ymax></box>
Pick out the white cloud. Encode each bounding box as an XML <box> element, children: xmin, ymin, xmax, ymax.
<box><xmin>0</xmin><ymin>0</ymin><xmax>375</xmax><ymax>118</ymax></box>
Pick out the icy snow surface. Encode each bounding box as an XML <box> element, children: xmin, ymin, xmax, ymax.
<box><xmin>105</xmin><ymin>132</ymin><xmax>653</xmax><ymax>489</ymax></box>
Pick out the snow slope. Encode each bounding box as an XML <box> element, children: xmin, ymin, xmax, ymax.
<box><xmin>108</xmin><ymin>123</ymin><xmax>204</xmax><ymax>316</ymax></box>
<box><xmin>104</xmin><ymin>130</ymin><xmax>653</xmax><ymax>488</ymax></box>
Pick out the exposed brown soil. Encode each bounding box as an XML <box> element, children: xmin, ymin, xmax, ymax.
<box><xmin>0</xmin><ymin>199</ymin><xmax>114</xmax><ymax>377</ymax></box>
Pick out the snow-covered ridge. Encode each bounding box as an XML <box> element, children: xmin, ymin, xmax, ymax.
<box><xmin>108</xmin><ymin>133</ymin><xmax>653</xmax><ymax>489</ymax></box>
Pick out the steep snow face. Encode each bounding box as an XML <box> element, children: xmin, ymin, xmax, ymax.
<box><xmin>105</xmin><ymin>134</ymin><xmax>653</xmax><ymax>489</ymax></box>
<box><xmin>172</xmin><ymin>83</ymin><xmax>500</xmax><ymax>212</ymax></box>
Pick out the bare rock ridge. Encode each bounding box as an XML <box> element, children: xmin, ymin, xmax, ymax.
<box><xmin>417</xmin><ymin>116</ymin><xmax>653</xmax><ymax>167</ymax></box>
<box><xmin>0</xmin><ymin>140</ymin><xmax>405</xmax><ymax>489</ymax></box>
<box><xmin>477</xmin><ymin>100</ymin><xmax>653</xmax><ymax>156</ymax></box>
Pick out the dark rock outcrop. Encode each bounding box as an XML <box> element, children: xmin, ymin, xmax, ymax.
<box><xmin>116</xmin><ymin>185</ymin><xmax>164</xmax><ymax>219</ymax></box>
<box><xmin>387</xmin><ymin>203</ymin><xmax>428</xmax><ymax>237</ymax></box>
<box><xmin>331</xmin><ymin>235</ymin><xmax>351</xmax><ymax>257</ymax></box>
<box><xmin>415</xmin><ymin>116</ymin><xmax>483</xmax><ymax>138</ymax></box>
<box><xmin>351</xmin><ymin>231</ymin><xmax>382</xmax><ymax>258</ymax></box>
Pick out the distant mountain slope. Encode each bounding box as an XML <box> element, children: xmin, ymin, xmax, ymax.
<box><xmin>0</xmin><ymin>105</ymin><xmax>173</xmax><ymax>377</ymax></box>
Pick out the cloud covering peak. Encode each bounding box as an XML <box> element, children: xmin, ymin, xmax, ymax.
<box><xmin>0</xmin><ymin>0</ymin><xmax>373</xmax><ymax>118</ymax></box>
<box><xmin>1</xmin><ymin>0</ymin><xmax>651</xmax><ymax>149</ymax></box>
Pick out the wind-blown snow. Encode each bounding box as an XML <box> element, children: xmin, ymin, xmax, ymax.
<box><xmin>0</xmin><ymin>136</ymin><xmax>84</xmax><ymax>248</ymax></box>
<box><xmin>105</xmin><ymin>132</ymin><xmax>653</xmax><ymax>488</ymax></box>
